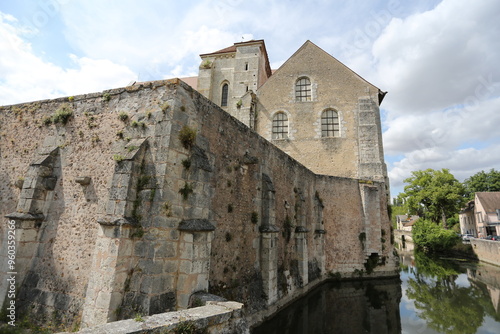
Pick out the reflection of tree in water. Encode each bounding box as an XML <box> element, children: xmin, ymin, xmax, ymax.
<box><xmin>406</xmin><ymin>251</ymin><xmax>484</xmax><ymax>334</ymax></box>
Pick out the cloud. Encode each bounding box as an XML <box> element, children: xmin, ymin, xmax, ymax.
<box><xmin>372</xmin><ymin>0</ymin><xmax>500</xmax><ymax>115</ymax></box>
<box><xmin>369</xmin><ymin>0</ymin><xmax>500</xmax><ymax>196</ymax></box>
<box><xmin>0</xmin><ymin>12</ymin><xmax>136</xmax><ymax>105</ymax></box>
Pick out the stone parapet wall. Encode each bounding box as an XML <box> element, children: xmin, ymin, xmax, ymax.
<box><xmin>60</xmin><ymin>301</ymin><xmax>248</xmax><ymax>334</ymax></box>
<box><xmin>471</xmin><ymin>239</ymin><xmax>500</xmax><ymax>267</ymax></box>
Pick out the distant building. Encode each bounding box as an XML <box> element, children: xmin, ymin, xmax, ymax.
<box><xmin>459</xmin><ymin>192</ymin><xmax>500</xmax><ymax>237</ymax></box>
<box><xmin>396</xmin><ymin>215</ymin><xmax>419</xmax><ymax>231</ymax></box>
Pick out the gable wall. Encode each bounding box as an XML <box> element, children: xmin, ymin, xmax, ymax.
<box><xmin>255</xmin><ymin>42</ymin><xmax>384</xmax><ymax>180</ymax></box>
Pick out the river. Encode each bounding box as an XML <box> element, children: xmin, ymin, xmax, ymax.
<box><xmin>252</xmin><ymin>245</ymin><xmax>500</xmax><ymax>333</ymax></box>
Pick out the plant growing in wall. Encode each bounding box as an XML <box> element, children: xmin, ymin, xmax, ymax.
<box><xmin>113</xmin><ymin>154</ymin><xmax>125</xmax><ymax>162</ymax></box>
<box><xmin>236</xmin><ymin>99</ymin><xmax>242</xmax><ymax>108</ymax></box>
<box><xmin>200</xmin><ymin>59</ymin><xmax>212</xmax><ymax>69</ymax></box>
<box><xmin>118</xmin><ymin>112</ymin><xmax>129</xmax><ymax>122</ymax></box>
<box><xmin>178</xmin><ymin>125</ymin><xmax>197</xmax><ymax>149</ymax></box>
<box><xmin>160</xmin><ymin>102</ymin><xmax>170</xmax><ymax>113</ymax></box>
<box><xmin>102</xmin><ymin>92</ymin><xmax>111</xmax><ymax>102</ymax></box>
<box><xmin>251</xmin><ymin>211</ymin><xmax>259</xmax><ymax>224</ymax></box>
<box><xmin>51</xmin><ymin>104</ymin><xmax>73</xmax><ymax>125</ymax></box>
<box><xmin>179</xmin><ymin>182</ymin><xmax>194</xmax><ymax>200</ymax></box>
<box><xmin>182</xmin><ymin>158</ymin><xmax>191</xmax><ymax>170</ymax></box>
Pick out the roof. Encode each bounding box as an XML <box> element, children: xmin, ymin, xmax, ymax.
<box><xmin>180</xmin><ymin>76</ymin><xmax>198</xmax><ymax>90</ymax></box>
<box><xmin>476</xmin><ymin>192</ymin><xmax>500</xmax><ymax>212</ymax></box>
<box><xmin>200</xmin><ymin>39</ymin><xmax>272</xmax><ymax>78</ymax></box>
<box><xmin>201</xmin><ymin>45</ymin><xmax>237</xmax><ymax>56</ymax></box>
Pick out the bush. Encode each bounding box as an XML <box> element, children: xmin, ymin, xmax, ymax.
<box><xmin>178</xmin><ymin>125</ymin><xmax>197</xmax><ymax>149</ymax></box>
<box><xmin>412</xmin><ymin>219</ymin><xmax>460</xmax><ymax>253</ymax></box>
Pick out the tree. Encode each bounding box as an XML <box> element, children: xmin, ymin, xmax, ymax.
<box><xmin>463</xmin><ymin>169</ymin><xmax>500</xmax><ymax>199</ymax></box>
<box><xmin>412</xmin><ymin>219</ymin><xmax>460</xmax><ymax>252</ymax></box>
<box><xmin>400</xmin><ymin>169</ymin><xmax>465</xmax><ymax>227</ymax></box>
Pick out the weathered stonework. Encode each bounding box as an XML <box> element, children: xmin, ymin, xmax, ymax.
<box><xmin>1</xmin><ymin>39</ymin><xmax>397</xmax><ymax>332</ymax></box>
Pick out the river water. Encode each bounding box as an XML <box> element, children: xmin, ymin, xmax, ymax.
<box><xmin>252</xmin><ymin>246</ymin><xmax>500</xmax><ymax>333</ymax></box>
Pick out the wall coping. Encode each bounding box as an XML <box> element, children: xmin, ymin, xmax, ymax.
<box><xmin>60</xmin><ymin>301</ymin><xmax>244</xmax><ymax>334</ymax></box>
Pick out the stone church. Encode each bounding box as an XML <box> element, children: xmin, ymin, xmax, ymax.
<box><xmin>0</xmin><ymin>39</ymin><xmax>396</xmax><ymax>330</ymax></box>
<box><xmin>195</xmin><ymin>39</ymin><xmax>387</xmax><ymax>184</ymax></box>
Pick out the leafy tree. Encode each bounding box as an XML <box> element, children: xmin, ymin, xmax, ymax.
<box><xmin>412</xmin><ymin>219</ymin><xmax>460</xmax><ymax>252</ymax></box>
<box><xmin>399</xmin><ymin>169</ymin><xmax>465</xmax><ymax>227</ymax></box>
<box><xmin>463</xmin><ymin>168</ymin><xmax>500</xmax><ymax>199</ymax></box>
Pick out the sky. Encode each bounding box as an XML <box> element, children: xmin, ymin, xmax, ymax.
<box><xmin>1</xmin><ymin>0</ymin><xmax>500</xmax><ymax>199</ymax></box>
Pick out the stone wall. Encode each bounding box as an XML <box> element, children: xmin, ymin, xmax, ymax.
<box><xmin>0</xmin><ymin>79</ymin><xmax>397</xmax><ymax>331</ymax></box>
<box><xmin>471</xmin><ymin>239</ymin><xmax>500</xmax><ymax>267</ymax></box>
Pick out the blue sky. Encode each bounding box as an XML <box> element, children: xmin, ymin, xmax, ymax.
<box><xmin>1</xmin><ymin>0</ymin><xmax>500</xmax><ymax>199</ymax></box>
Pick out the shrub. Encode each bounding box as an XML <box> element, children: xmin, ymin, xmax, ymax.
<box><xmin>52</xmin><ymin>105</ymin><xmax>73</xmax><ymax>125</ymax></box>
<box><xmin>118</xmin><ymin>112</ymin><xmax>129</xmax><ymax>122</ymax></box>
<box><xmin>178</xmin><ymin>125</ymin><xmax>197</xmax><ymax>149</ymax></box>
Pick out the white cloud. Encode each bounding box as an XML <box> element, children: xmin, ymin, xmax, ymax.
<box><xmin>371</xmin><ymin>0</ymin><xmax>500</xmax><ymax>196</ymax></box>
<box><xmin>0</xmin><ymin>12</ymin><xmax>136</xmax><ymax>105</ymax></box>
<box><xmin>372</xmin><ymin>0</ymin><xmax>500</xmax><ymax>115</ymax></box>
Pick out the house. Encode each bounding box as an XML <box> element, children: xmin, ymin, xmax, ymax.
<box><xmin>459</xmin><ymin>200</ymin><xmax>477</xmax><ymax>236</ymax></box>
<box><xmin>396</xmin><ymin>215</ymin><xmax>419</xmax><ymax>231</ymax></box>
<box><xmin>459</xmin><ymin>192</ymin><xmax>500</xmax><ymax>237</ymax></box>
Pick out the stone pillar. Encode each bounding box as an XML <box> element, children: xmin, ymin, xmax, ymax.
<box><xmin>81</xmin><ymin>221</ymin><xmax>134</xmax><ymax>328</ymax></box>
<box><xmin>295</xmin><ymin>227</ymin><xmax>309</xmax><ymax>287</ymax></box>
<box><xmin>360</xmin><ymin>183</ymin><xmax>382</xmax><ymax>256</ymax></box>
<box><xmin>0</xmin><ymin>215</ymin><xmax>43</xmax><ymax>309</ymax></box>
<box><xmin>259</xmin><ymin>228</ymin><xmax>279</xmax><ymax>305</ymax></box>
<box><xmin>176</xmin><ymin>219</ymin><xmax>215</xmax><ymax>309</ymax></box>
<box><xmin>314</xmin><ymin>230</ymin><xmax>326</xmax><ymax>276</ymax></box>
<box><xmin>1</xmin><ymin>147</ymin><xmax>59</xmax><ymax>309</ymax></box>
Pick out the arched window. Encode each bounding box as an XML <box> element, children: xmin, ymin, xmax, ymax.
<box><xmin>272</xmin><ymin>112</ymin><xmax>288</xmax><ymax>139</ymax></box>
<box><xmin>295</xmin><ymin>77</ymin><xmax>311</xmax><ymax>102</ymax></box>
<box><xmin>221</xmin><ymin>83</ymin><xmax>229</xmax><ymax>107</ymax></box>
<box><xmin>321</xmin><ymin>109</ymin><xmax>339</xmax><ymax>137</ymax></box>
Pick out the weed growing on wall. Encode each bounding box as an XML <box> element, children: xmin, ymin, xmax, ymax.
<box><xmin>179</xmin><ymin>182</ymin><xmax>194</xmax><ymax>200</ymax></box>
<box><xmin>44</xmin><ymin>104</ymin><xmax>73</xmax><ymax>126</ymax></box>
<box><xmin>251</xmin><ymin>211</ymin><xmax>259</xmax><ymax>224</ymax></box>
<box><xmin>118</xmin><ymin>112</ymin><xmax>129</xmax><ymax>122</ymax></box>
<box><xmin>179</xmin><ymin>126</ymin><xmax>197</xmax><ymax>149</ymax></box>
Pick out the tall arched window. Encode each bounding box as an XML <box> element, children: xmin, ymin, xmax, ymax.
<box><xmin>272</xmin><ymin>112</ymin><xmax>288</xmax><ymax>139</ymax></box>
<box><xmin>221</xmin><ymin>83</ymin><xmax>229</xmax><ymax>107</ymax></box>
<box><xmin>321</xmin><ymin>109</ymin><xmax>339</xmax><ymax>137</ymax></box>
<box><xmin>295</xmin><ymin>77</ymin><xmax>311</xmax><ymax>102</ymax></box>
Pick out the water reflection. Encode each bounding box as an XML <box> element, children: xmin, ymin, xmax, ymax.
<box><xmin>252</xmin><ymin>278</ymin><xmax>402</xmax><ymax>334</ymax></box>
<box><xmin>400</xmin><ymin>247</ymin><xmax>500</xmax><ymax>334</ymax></box>
<box><xmin>252</xmin><ymin>248</ymin><xmax>500</xmax><ymax>333</ymax></box>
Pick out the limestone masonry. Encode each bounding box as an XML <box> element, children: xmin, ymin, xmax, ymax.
<box><xmin>0</xmin><ymin>40</ymin><xmax>397</xmax><ymax>331</ymax></box>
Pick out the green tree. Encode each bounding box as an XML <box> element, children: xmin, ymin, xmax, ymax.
<box><xmin>463</xmin><ymin>168</ymin><xmax>500</xmax><ymax>199</ymax></box>
<box><xmin>400</xmin><ymin>169</ymin><xmax>465</xmax><ymax>227</ymax></box>
<box><xmin>412</xmin><ymin>219</ymin><xmax>460</xmax><ymax>252</ymax></box>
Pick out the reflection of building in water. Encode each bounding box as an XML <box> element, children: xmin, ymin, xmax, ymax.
<box><xmin>253</xmin><ymin>279</ymin><xmax>402</xmax><ymax>334</ymax></box>
<box><xmin>468</xmin><ymin>264</ymin><xmax>500</xmax><ymax>314</ymax></box>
